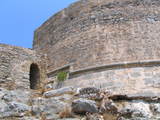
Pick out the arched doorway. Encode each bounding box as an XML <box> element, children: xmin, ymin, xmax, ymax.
<box><xmin>29</xmin><ymin>63</ymin><xmax>40</xmax><ymax>89</ymax></box>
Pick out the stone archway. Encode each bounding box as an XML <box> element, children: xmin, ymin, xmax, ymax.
<box><xmin>29</xmin><ymin>63</ymin><xmax>40</xmax><ymax>89</ymax></box>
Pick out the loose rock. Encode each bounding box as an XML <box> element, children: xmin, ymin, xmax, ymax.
<box><xmin>72</xmin><ymin>98</ymin><xmax>98</xmax><ymax>114</ymax></box>
<box><xmin>44</xmin><ymin>86</ymin><xmax>75</xmax><ymax>98</ymax></box>
<box><xmin>120</xmin><ymin>102</ymin><xmax>152</xmax><ymax>119</ymax></box>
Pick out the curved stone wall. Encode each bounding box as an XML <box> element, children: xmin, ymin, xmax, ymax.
<box><xmin>62</xmin><ymin>61</ymin><xmax>160</xmax><ymax>96</ymax></box>
<box><xmin>34</xmin><ymin>0</ymin><xmax>160</xmax><ymax>73</ymax></box>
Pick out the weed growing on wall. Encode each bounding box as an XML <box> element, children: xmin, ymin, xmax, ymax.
<box><xmin>57</xmin><ymin>71</ymin><xmax>68</xmax><ymax>82</ymax></box>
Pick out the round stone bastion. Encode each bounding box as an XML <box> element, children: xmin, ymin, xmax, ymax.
<box><xmin>33</xmin><ymin>0</ymin><xmax>160</xmax><ymax>96</ymax></box>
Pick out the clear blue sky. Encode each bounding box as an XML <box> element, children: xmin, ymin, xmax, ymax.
<box><xmin>0</xmin><ymin>0</ymin><xmax>77</xmax><ymax>48</ymax></box>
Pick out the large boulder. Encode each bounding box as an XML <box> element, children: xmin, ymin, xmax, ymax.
<box><xmin>72</xmin><ymin>99</ymin><xmax>98</xmax><ymax>114</ymax></box>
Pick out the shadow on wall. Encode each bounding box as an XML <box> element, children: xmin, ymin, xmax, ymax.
<box><xmin>29</xmin><ymin>63</ymin><xmax>40</xmax><ymax>90</ymax></box>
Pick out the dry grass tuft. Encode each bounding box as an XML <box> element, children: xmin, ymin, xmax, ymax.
<box><xmin>40</xmin><ymin>112</ymin><xmax>46</xmax><ymax>120</ymax></box>
<box><xmin>59</xmin><ymin>105</ymin><xmax>73</xmax><ymax>118</ymax></box>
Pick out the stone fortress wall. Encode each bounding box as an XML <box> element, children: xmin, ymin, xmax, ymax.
<box><xmin>1</xmin><ymin>0</ymin><xmax>160</xmax><ymax>119</ymax></box>
<box><xmin>0</xmin><ymin>44</ymin><xmax>45</xmax><ymax>90</ymax></box>
<box><xmin>34</xmin><ymin>0</ymin><xmax>160</xmax><ymax>72</ymax></box>
<box><xmin>33</xmin><ymin>0</ymin><xmax>160</xmax><ymax>95</ymax></box>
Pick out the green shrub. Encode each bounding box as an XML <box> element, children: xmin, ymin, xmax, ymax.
<box><xmin>57</xmin><ymin>72</ymin><xmax>68</xmax><ymax>82</ymax></box>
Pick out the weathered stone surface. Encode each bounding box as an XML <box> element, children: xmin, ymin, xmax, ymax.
<box><xmin>86</xmin><ymin>113</ymin><xmax>104</xmax><ymax>120</ymax></box>
<box><xmin>0</xmin><ymin>88</ymin><xmax>7</xmax><ymax>99</ymax></box>
<box><xmin>44</xmin><ymin>86</ymin><xmax>75</xmax><ymax>98</ymax></box>
<box><xmin>58</xmin><ymin>119</ymin><xmax>81</xmax><ymax>120</ymax></box>
<box><xmin>72</xmin><ymin>99</ymin><xmax>98</xmax><ymax>114</ymax></box>
<box><xmin>46</xmin><ymin>113</ymin><xmax>59</xmax><ymax>120</ymax></box>
<box><xmin>0</xmin><ymin>88</ymin><xmax>31</xmax><ymax>105</ymax></box>
<box><xmin>31</xmin><ymin>97</ymin><xmax>68</xmax><ymax>118</ymax></box>
<box><xmin>76</xmin><ymin>87</ymin><xmax>103</xmax><ymax>100</ymax></box>
<box><xmin>79</xmin><ymin>87</ymin><xmax>100</xmax><ymax>95</ymax></box>
<box><xmin>120</xmin><ymin>102</ymin><xmax>152</xmax><ymax>119</ymax></box>
<box><xmin>150</xmin><ymin>103</ymin><xmax>160</xmax><ymax>114</ymax></box>
<box><xmin>0</xmin><ymin>102</ymin><xmax>31</xmax><ymax>118</ymax></box>
<box><xmin>100</xmin><ymin>99</ymin><xmax>118</xmax><ymax>114</ymax></box>
<box><xmin>19</xmin><ymin>117</ymin><xmax>39</xmax><ymax>120</ymax></box>
<box><xmin>64</xmin><ymin>66</ymin><xmax>160</xmax><ymax>96</ymax></box>
<box><xmin>44</xmin><ymin>83</ymin><xmax>53</xmax><ymax>90</ymax></box>
<box><xmin>54</xmin><ymin>94</ymin><xmax>73</xmax><ymax>102</ymax></box>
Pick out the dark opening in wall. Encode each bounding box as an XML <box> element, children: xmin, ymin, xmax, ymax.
<box><xmin>29</xmin><ymin>63</ymin><xmax>40</xmax><ymax>89</ymax></box>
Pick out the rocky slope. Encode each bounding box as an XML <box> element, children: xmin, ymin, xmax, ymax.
<box><xmin>1</xmin><ymin>85</ymin><xmax>160</xmax><ymax>120</ymax></box>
